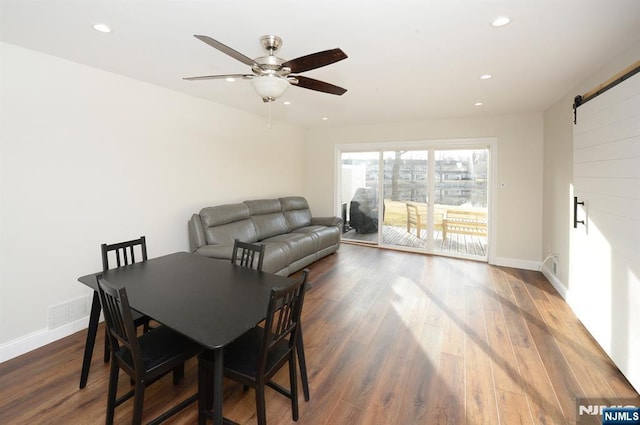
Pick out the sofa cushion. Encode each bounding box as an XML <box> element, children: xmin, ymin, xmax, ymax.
<box><xmin>205</xmin><ymin>221</ymin><xmax>258</xmax><ymax>245</ymax></box>
<box><xmin>263</xmin><ymin>233</ymin><xmax>318</xmax><ymax>261</ymax></box>
<box><xmin>291</xmin><ymin>225</ymin><xmax>340</xmax><ymax>249</ymax></box>
<box><xmin>244</xmin><ymin>199</ymin><xmax>281</xmax><ymax>215</ymax></box>
<box><xmin>200</xmin><ymin>204</ymin><xmax>250</xmax><ymax>227</ymax></box>
<box><xmin>200</xmin><ymin>204</ymin><xmax>258</xmax><ymax>245</ymax></box>
<box><xmin>245</xmin><ymin>199</ymin><xmax>289</xmax><ymax>240</ymax></box>
<box><xmin>260</xmin><ymin>241</ymin><xmax>292</xmax><ymax>274</ymax></box>
<box><xmin>280</xmin><ymin>196</ymin><xmax>312</xmax><ymax>231</ymax></box>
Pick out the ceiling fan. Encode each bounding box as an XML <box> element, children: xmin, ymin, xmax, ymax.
<box><xmin>183</xmin><ymin>35</ymin><xmax>348</xmax><ymax>102</ymax></box>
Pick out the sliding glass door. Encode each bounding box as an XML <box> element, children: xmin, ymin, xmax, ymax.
<box><xmin>339</xmin><ymin>142</ymin><xmax>491</xmax><ymax>261</ymax></box>
<box><xmin>432</xmin><ymin>149</ymin><xmax>488</xmax><ymax>257</ymax></box>
<box><xmin>381</xmin><ymin>150</ymin><xmax>431</xmax><ymax>249</ymax></box>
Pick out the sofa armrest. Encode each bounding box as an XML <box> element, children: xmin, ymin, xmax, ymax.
<box><xmin>311</xmin><ymin>216</ymin><xmax>343</xmax><ymax>228</ymax></box>
<box><xmin>188</xmin><ymin>214</ymin><xmax>207</xmax><ymax>252</ymax></box>
<box><xmin>195</xmin><ymin>244</ymin><xmax>234</xmax><ymax>260</ymax></box>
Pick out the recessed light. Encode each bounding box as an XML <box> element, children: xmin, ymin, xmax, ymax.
<box><xmin>322</xmin><ymin>117</ymin><xmax>328</xmax><ymax>121</ymax></box>
<box><xmin>491</xmin><ymin>16</ymin><xmax>511</xmax><ymax>27</ymax></box>
<box><xmin>283</xmin><ymin>101</ymin><xmax>291</xmax><ymax>105</ymax></box>
<box><xmin>225</xmin><ymin>77</ymin><xmax>236</xmax><ymax>82</ymax></box>
<box><xmin>92</xmin><ymin>23</ymin><xmax>112</xmax><ymax>33</ymax></box>
<box><xmin>480</xmin><ymin>74</ymin><xmax>493</xmax><ymax>80</ymax></box>
<box><xmin>474</xmin><ymin>102</ymin><xmax>483</xmax><ymax>107</ymax></box>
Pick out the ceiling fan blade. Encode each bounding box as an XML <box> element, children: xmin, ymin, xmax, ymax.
<box><xmin>290</xmin><ymin>75</ymin><xmax>347</xmax><ymax>95</ymax></box>
<box><xmin>194</xmin><ymin>35</ymin><xmax>257</xmax><ymax>67</ymax></box>
<box><xmin>183</xmin><ymin>74</ymin><xmax>253</xmax><ymax>81</ymax></box>
<box><xmin>283</xmin><ymin>48</ymin><xmax>347</xmax><ymax>73</ymax></box>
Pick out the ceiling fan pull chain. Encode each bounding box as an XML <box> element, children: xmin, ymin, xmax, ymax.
<box><xmin>267</xmin><ymin>102</ymin><xmax>272</xmax><ymax>129</ymax></box>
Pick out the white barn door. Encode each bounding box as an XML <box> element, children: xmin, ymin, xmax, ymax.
<box><xmin>571</xmin><ymin>71</ymin><xmax>640</xmax><ymax>391</ymax></box>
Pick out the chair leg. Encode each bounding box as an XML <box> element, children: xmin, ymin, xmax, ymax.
<box><xmin>255</xmin><ymin>381</ymin><xmax>267</xmax><ymax>425</ymax></box>
<box><xmin>105</xmin><ymin>359</ymin><xmax>119</xmax><ymax>425</ymax></box>
<box><xmin>289</xmin><ymin>352</ymin><xmax>299</xmax><ymax>421</ymax></box>
<box><xmin>132</xmin><ymin>380</ymin><xmax>145</xmax><ymax>425</ymax></box>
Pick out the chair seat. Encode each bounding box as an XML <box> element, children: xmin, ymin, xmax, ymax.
<box><xmin>116</xmin><ymin>326</ymin><xmax>201</xmax><ymax>374</ymax></box>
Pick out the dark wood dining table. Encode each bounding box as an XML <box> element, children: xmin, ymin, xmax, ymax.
<box><xmin>78</xmin><ymin>251</ymin><xmax>291</xmax><ymax>425</ymax></box>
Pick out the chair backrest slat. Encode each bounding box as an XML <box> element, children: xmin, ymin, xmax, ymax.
<box><xmin>101</xmin><ymin>236</ymin><xmax>147</xmax><ymax>272</ymax></box>
<box><xmin>260</xmin><ymin>270</ymin><xmax>308</xmax><ymax>372</ymax></box>
<box><xmin>231</xmin><ymin>239</ymin><xmax>265</xmax><ymax>271</ymax></box>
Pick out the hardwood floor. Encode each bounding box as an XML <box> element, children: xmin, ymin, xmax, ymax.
<box><xmin>1</xmin><ymin>243</ymin><xmax>638</xmax><ymax>424</ymax></box>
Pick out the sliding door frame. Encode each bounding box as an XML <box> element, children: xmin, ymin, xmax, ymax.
<box><xmin>335</xmin><ymin>138</ymin><xmax>498</xmax><ymax>264</ymax></box>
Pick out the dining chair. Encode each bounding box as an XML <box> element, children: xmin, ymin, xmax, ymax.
<box><xmin>101</xmin><ymin>236</ymin><xmax>153</xmax><ymax>363</ymax></box>
<box><xmin>97</xmin><ymin>275</ymin><xmax>202</xmax><ymax>425</ymax></box>
<box><xmin>231</xmin><ymin>238</ymin><xmax>265</xmax><ymax>271</ymax></box>
<box><xmin>198</xmin><ymin>269</ymin><xmax>309</xmax><ymax>425</ymax></box>
<box><xmin>231</xmin><ymin>238</ymin><xmax>311</xmax><ymax>401</ymax></box>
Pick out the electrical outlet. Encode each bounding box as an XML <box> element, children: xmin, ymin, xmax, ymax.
<box><xmin>552</xmin><ymin>259</ymin><xmax>558</xmax><ymax>275</ymax></box>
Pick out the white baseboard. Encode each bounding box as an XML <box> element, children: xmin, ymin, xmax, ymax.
<box><xmin>0</xmin><ymin>316</ymin><xmax>91</xmax><ymax>363</ymax></box>
<box><xmin>492</xmin><ymin>256</ymin><xmax>540</xmax><ymax>271</ymax></box>
<box><xmin>540</xmin><ymin>264</ymin><xmax>568</xmax><ymax>299</ymax></box>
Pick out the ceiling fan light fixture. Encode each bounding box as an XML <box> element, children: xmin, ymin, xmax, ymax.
<box><xmin>251</xmin><ymin>75</ymin><xmax>289</xmax><ymax>102</ymax></box>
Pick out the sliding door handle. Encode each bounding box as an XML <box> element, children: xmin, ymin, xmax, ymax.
<box><xmin>574</xmin><ymin>196</ymin><xmax>585</xmax><ymax>228</ymax></box>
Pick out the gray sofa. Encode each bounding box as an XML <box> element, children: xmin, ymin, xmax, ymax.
<box><xmin>188</xmin><ymin>196</ymin><xmax>342</xmax><ymax>276</ymax></box>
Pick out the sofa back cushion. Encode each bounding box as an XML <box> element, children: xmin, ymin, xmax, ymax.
<box><xmin>200</xmin><ymin>204</ymin><xmax>258</xmax><ymax>245</ymax></box>
<box><xmin>280</xmin><ymin>196</ymin><xmax>312</xmax><ymax>231</ymax></box>
<box><xmin>244</xmin><ymin>199</ymin><xmax>289</xmax><ymax>240</ymax></box>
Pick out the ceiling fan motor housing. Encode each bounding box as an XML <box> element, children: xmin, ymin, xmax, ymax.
<box><xmin>252</xmin><ymin>55</ymin><xmax>290</xmax><ymax>77</ymax></box>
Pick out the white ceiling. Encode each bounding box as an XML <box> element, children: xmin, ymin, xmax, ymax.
<box><xmin>2</xmin><ymin>0</ymin><xmax>640</xmax><ymax>128</ymax></box>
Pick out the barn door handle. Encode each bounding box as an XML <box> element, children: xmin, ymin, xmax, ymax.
<box><xmin>574</xmin><ymin>196</ymin><xmax>585</xmax><ymax>228</ymax></box>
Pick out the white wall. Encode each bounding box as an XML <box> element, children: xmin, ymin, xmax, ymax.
<box><xmin>304</xmin><ymin>113</ymin><xmax>544</xmax><ymax>267</ymax></box>
<box><xmin>0</xmin><ymin>42</ymin><xmax>305</xmax><ymax>353</ymax></box>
